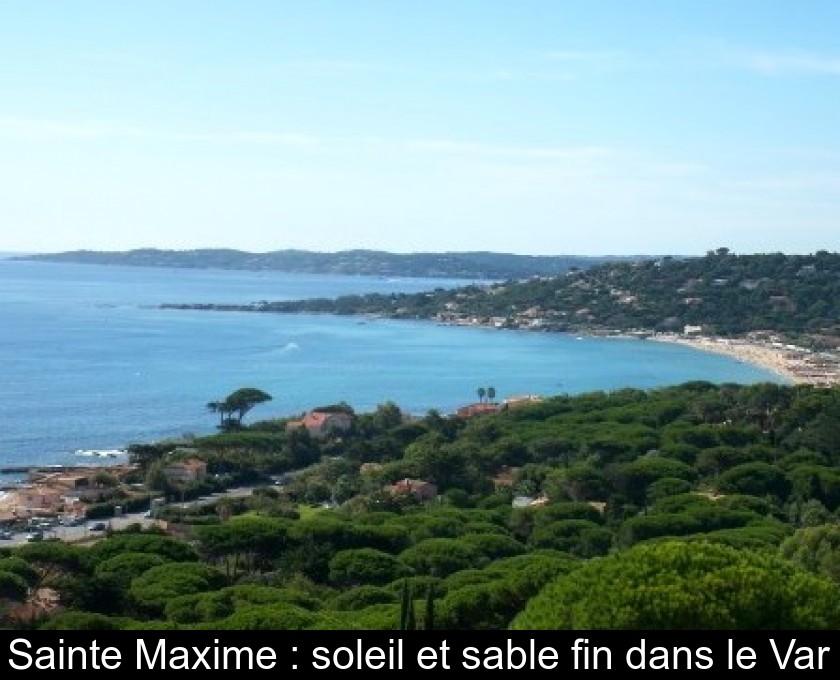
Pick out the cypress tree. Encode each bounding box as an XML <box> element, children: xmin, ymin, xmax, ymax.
<box><xmin>399</xmin><ymin>579</ymin><xmax>412</xmax><ymax>630</ymax></box>
<box><xmin>424</xmin><ymin>584</ymin><xmax>435</xmax><ymax>630</ymax></box>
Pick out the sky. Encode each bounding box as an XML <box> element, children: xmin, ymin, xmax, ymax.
<box><xmin>1</xmin><ymin>1</ymin><xmax>839</xmax><ymax>257</ymax></box>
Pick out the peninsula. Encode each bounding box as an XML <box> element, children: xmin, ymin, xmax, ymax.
<box><xmin>11</xmin><ymin>248</ymin><xmax>641</xmax><ymax>281</ymax></box>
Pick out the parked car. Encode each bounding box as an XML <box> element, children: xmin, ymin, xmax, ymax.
<box><xmin>0</xmin><ymin>530</ymin><xmax>13</xmax><ymax>540</ymax></box>
<box><xmin>25</xmin><ymin>531</ymin><xmax>44</xmax><ymax>542</ymax></box>
<box><xmin>87</xmin><ymin>521</ymin><xmax>108</xmax><ymax>532</ymax></box>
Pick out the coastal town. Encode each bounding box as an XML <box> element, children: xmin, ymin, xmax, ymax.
<box><xmin>429</xmin><ymin>303</ymin><xmax>840</xmax><ymax>388</ymax></box>
<box><xmin>0</xmin><ymin>462</ymin><xmax>155</xmax><ymax>540</ymax></box>
<box><xmin>0</xmin><ymin>396</ymin><xmax>551</xmax><ymax>538</ymax></box>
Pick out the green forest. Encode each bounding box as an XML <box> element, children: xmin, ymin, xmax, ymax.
<box><xmin>4</xmin><ymin>380</ymin><xmax>840</xmax><ymax>630</ymax></box>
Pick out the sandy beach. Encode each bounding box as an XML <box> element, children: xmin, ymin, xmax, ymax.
<box><xmin>648</xmin><ymin>334</ymin><xmax>840</xmax><ymax>387</ymax></box>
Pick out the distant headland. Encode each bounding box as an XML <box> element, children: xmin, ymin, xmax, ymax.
<box><xmin>10</xmin><ymin>248</ymin><xmax>646</xmax><ymax>280</ymax></box>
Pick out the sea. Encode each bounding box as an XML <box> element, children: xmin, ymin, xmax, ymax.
<box><xmin>0</xmin><ymin>258</ymin><xmax>784</xmax><ymax>474</ymax></box>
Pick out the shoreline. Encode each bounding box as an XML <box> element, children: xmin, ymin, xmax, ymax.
<box><xmin>159</xmin><ymin>301</ymin><xmax>840</xmax><ymax>389</ymax></box>
<box><xmin>404</xmin><ymin>311</ymin><xmax>840</xmax><ymax>388</ymax></box>
<box><xmin>646</xmin><ymin>333</ymin><xmax>839</xmax><ymax>387</ymax></box>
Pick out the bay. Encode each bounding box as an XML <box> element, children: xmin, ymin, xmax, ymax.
<box><xmin>0</xmin><ymin>259</ymin><xmax>782</xmax><ymax>470</ymax></box>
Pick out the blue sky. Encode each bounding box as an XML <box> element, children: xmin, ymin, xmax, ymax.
<box><xmin>1</xmin><ymin>1</ymin><xmax>839</xmax><ymax>256</ymax></box>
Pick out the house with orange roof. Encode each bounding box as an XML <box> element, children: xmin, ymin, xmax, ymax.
<box><xmin>287</xmin><ymin>410</ymin><xmax>353</xmax><ymax>438</ymax></box>
<box><xmin>455</xmin><ymin>402</ymin><xmax>502</xmax><ymax>419</ymax></box>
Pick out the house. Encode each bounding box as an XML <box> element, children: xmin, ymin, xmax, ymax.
<box><xmin>163</xmin><ymin>458</ymin><xmax>208</xmax><ymax>484</ymax></box>
<box><xmin>23</xmin><ymin>472</ymin><xmax>112</xmax><ymax>505</ymax></box>
<box><xmin>512</xmin><ymin>496</ymin><xmax>536</xmax><ymax>508</ymax></box>
<box><xmin>455</xmin><ymin>403</ymin><xmax>502</xmax><ymax>419</ymax></box>
<box><xmin>56</xmin><ymin>485</ymin><xmax>108</xmax><ymax>503</ymax></box>
<box><xmin>287</xmin><ymin>410</ymin><xmax>353</xmax><ymax>438</ymax></box>
<box><xmin>360</xmin><ymin>462</ymin><xmax>384</xmax><ymax>476</ymax></box>
<box><xmin>512</xmin><ymin>495</ymin><xmax>550</xmax><ymax>508</ymax></box>
<box><xmin>503</xmin><ymin>395</ymin><xmax>542</xmax><ymax>409</ymax></box>
<box><xmin>15</xmin><ymin>487</ymin><xmax>63</xmax><ymax>512</ymax></box>
<box><xmin>389</xmin><ymin>478</ymin><xmax>438</xmax><ymax>501</ymax></box>
<box><xmin>492</xmin><ymin>466</ymin><xmax>521</xmax><ymax>490</ymax></box>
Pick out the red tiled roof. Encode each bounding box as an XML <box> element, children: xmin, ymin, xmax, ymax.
<box><xmin>303</xmin><ymin>412</ymin><xmax>331</xmax><ymax>428</ymax></box>
<box><xmin>456</xmin><ymin>403</ymin><xmax>501</xmax><ymax>418</ymax></box>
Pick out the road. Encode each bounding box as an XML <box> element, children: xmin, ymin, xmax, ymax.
<box><xmin>0</xmin><ymin>486</ymin><xmax>255</xmax><ymax>547</ymax></box>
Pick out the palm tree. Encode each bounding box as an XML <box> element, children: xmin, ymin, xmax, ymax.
<box><xmin>487</xmin><ymin>386</ymin><xmax>496</xmax><ymax>404</ymax></box>
<box><xmin>477</xmin><ymin>387</ymin><xmax>486</xmax><ymax>404</ymax></box>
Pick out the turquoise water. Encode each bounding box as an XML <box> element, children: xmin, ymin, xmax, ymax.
<box><xmin>0</xmin><ymin>259</ymin><xmax>783</xmax><ymax>468</ymax></box>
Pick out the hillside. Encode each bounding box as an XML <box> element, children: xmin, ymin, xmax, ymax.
<box><xmin>12</xmin><ymin>248</ymin><xmax>643</xmax><ymax>280</ymax></box>
<box><xmin>163</xmin><ymin>250</ymin><xmax>840</xmax><ymax>345</ymax></box>
<box><xmin>6</xmin><ymin>381</ymin><xmax>840</xmax><ymax>630</ymax></box>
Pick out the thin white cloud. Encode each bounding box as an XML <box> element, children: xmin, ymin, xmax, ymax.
<box><xmin>263</xmin><ymin>51</ymin><xmax>629</xmax><ymax>85</ymax></box>
<box><xmin>267</xmin><ymin>59</ymin><xmax>401</xmax><ymax>77</ymax></box>
<box><xmin>472</xmin><ymin>49</ymin><xmax>631</xmax><ymax>83</ymax></box>
<box><xmin>731</xmin><ymin>173</ymin><xmax>840</xmax><ymax>191</ymax></box>
<box><xmin>229</xmin><ymin>131</ymin><xmax>318</xmax><ymax>145</ymax></box>
<box><xmin>743</xmin><ymin>51</ymin><xmax>840</xmax><ymax>76</ymax></box>
<box><xmin>763</xmin><ymin>146</ymin><xmax>840</xmax><ymax>160</ymax></box>
<box><xmin>76</xmin><ymin>51</ymin><xmax>169</xmax><ymax>71</ymax></box>
<box><xmin>169</xmin><ymin>131</ymin><xmax>319</xmax><ymax>145</ymax></box>
<box><xmin>0</xmin><ymin>116</ymin><xmax>318</xmax><ymax>146</ymax></box>
<box><xmin>480</xmin><ymin>68</ymin><xmax>575</xmax><ymax>82</ymax></box>
<box><xmin>541</xmin><ymin>49</ymin><xmax>627</xmax><ymax>63</ymax></box>
<box><xmin>403</xmin><ymin>138</ymin><xmax>613</xmax><ymax>161</ymax></box>
<box><xmin>0</xmin><ymin>116</ymin><xmax>148</xmax><ymax>140</ymax></box>
<box><xmin>650</xmin><ymin>162</ymin><xmax>709</xmax><ymax>177</ymax></box>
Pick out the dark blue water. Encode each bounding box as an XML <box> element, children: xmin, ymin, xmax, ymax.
<box><xmin>0</xmin><ymin>260</ymin><xmax>782</xmax><ymax>468</ymax></box>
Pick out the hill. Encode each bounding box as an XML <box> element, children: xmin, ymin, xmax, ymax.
<box><xmin>11</xmin><ymin>248</ymin><xmax>644</xmax><ymax>280</ymax></box>
<box><xmin>164</xmin><ymin>249</ymin><xmax>840</xmax><ymax>342</ymax></box>
<box><xmin>7</xmin><ymin>381</ymin><xmax>840</xmax><ymax>630</ymax></box>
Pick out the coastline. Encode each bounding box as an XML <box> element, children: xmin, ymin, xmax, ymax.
<box><xmin>160</xmin><ymin>300</ymin><xmax>840</xmax><ymax>389</ymax></box>
<box><xmin>421</xmin><ymin>311</ymin><xmax>840</xmax><ymax>388</ymax></box>
<box><xmin>646</xmin><ymin>333</ymin><xmax>840</xmax><ymax>387</ymax></box>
